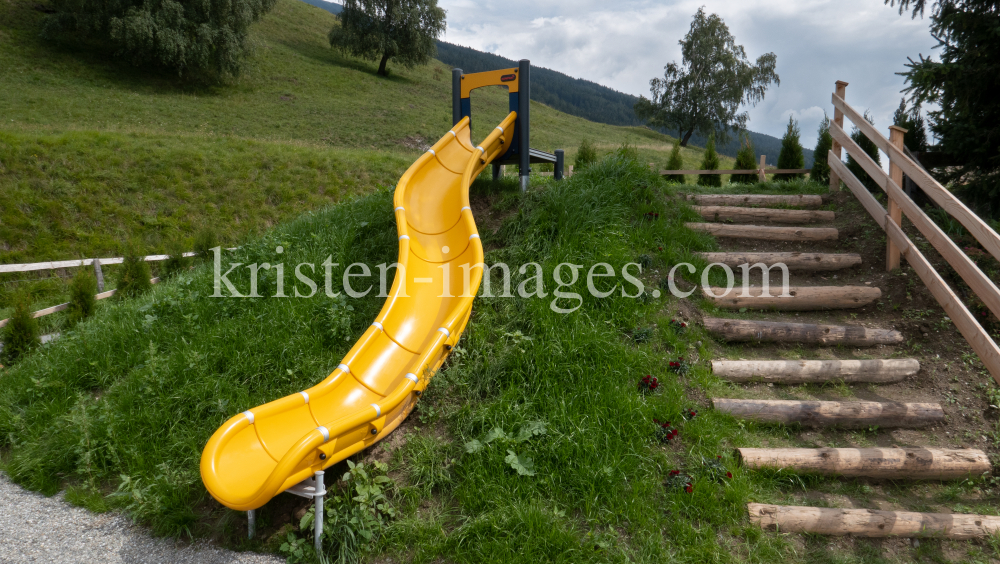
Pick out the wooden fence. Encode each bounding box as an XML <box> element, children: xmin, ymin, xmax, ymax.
<box><xmin>827</xmin><ymin>81</ymin><xmax>1000</xmax><ymax>381</ymax></box>
<box><xmin>0</xmin><ymin>250</ymin><xmax>227</xmax><ymax>329</ymax></box>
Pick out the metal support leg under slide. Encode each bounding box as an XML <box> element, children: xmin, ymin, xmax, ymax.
<box><xmin>248</xmin><ymin>471</ymin><xmax>327</xmax><ymax>553</ymax></box>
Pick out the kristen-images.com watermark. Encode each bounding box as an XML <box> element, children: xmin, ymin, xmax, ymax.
<box><xmin>209</xmin><ymin>247</ymin><xmax>791</xmax><ymax>314</ymax></box>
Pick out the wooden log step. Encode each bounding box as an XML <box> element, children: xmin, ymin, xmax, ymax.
<box><xmin>697</xmin><ymin>252</ymin><xmax>862</xmax><ymax>271</ymax></box>
<box><xmin>748</xmin><ymin>503</ymin><xmax>1000</xmax><ymax>539</ymax></box>
<box><xmin>693</xmin><ymin>205</ymin><xmax>835</xmax><ymax>224</ymax></box>
<box><xmin>712</xmin><ymin>359</ymin><xmax>920</xmax><ymax>383</ymax></box>
<box><xmin>712</xmin><ymin>398</ymin><xmax>944</xmax><ymax>428</ymax></box>
<box><xmin>687</xmin><ymin>223</ymin><xmax>838</xmax><ymax>241</ymax></box>
<box><xmin>703</xmin><ymin>318</ymin><xmax>904</xmax><ymax>346</ymax></box>
<box><xmin>686</xmin><ymin>194</ymin><xmax>824</xmax><ymax>208</ymax></box>
<box><xmin>702</xmin><ymin>286</ymin><xmax>881</xmax><ymax>311</ymax></box>
<box><xmin>737</xmin><ymin>447</ymin><xmax>990</xmax><ymax>480</ymax></box>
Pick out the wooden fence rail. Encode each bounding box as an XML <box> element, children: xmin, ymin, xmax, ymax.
<box><xmin>0</xmin><ymin>252</ymin><xmax>200</xmax><ymax>275</ymax></box>
<box><xmin>0</xmin><ymin>277</ymin><xmax>161</xmax><ymax>328</ymax></box>
<box><xmin>828</xmin><ymin>82</ymin><xmax>1000</xmax><ymax>382</ymax></box>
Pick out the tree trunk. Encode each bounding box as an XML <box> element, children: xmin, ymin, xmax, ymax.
<box><xmin>680</xmin><ymin>128</ymin><xmax>694</xmax><ymax>147</ymax></box>
<box><xmin>378</xmin><ymin>53</ymin><xmax>390</xmax><ymax>76</ymax></box>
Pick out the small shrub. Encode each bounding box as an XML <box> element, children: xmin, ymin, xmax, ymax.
<box><xmin>697</xmin><ymin>134</ymin><xmax>721</xmax><ymax>187</ymax></box>
<box><xmin>775</xmin><ymin>116</ymin><xmax>805</xmax><ymax>182</ymax></box>
<box><xmin>700</xmin><ymin>455</ymin><xmax>733</xmax><ymax>482</ymax></box>
<box><xmin>193</xmin><ymin>228</ymin><xmax>218</xmax><ymax>260</ymax></box>
<box><xmin>653</xmin><ymin>419</ymin><xmax>679</xmax><ymax>444</ymax></box>
<box><xmin>730</xmin><ymin>133</ymin><xmax>758</xmax><ymax>184</ymax></box>
<box><xmin>66</xmin><ymin>268</ymin><xmax>98</xmax><ymax>326</ymax></box>
<box><xmin>663</xmin><ymin>141</ymin><xmax>684</xmax><ymax>184</ymax></box>
<box><xmin>666</xmin><ymin>470</ymin><xmax>693</xmax><ymax>493</ymax></box>
<box><xmin>575</xmin><ymin>139</ymin><xmax>598</xmax><ymax>169</ymax></box>
<box><xmin>810</xmin><ymin>114</ymin><xmax>833</xmax><ymax>184</ymax></box>
<box><xmin>638</xmin><ymin>374</ymin><xmax>659</xmax><ymax>394</ymax></box>
<box><xmin>682</xmin><ymin>407</ymin><xmax>698</xmax><ymax>420</ymax></box>
<box><xmin>668</xmin><ymin>319</ymin><xmax>688</xmax><ymax>333</ymax></box>
<box><xmin>162</xmin><ymin>239</ymin><xmax>189</xmax><ymax>278</ymax></box>
<box><xmin>668</xmin><ymin>356</ymin><xmax>691</xmax><ymax>375</ymax></box>
<box><xmin>2</xmin><ymin>294</ymin><xmax>40</xmax><ymax>364</ymax></box>
<box><xmin>846</xmin><ymin>110</ymin><xmax>882</xmax><ymax>193</ymax></box>
<box><xmin>116</xmin><ymin>245</ymin><xmax>152</xmax><ymax>299</ymax></box>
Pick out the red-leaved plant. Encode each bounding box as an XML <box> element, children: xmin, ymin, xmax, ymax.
<box><xmin>653</xmin><ymin>419</ymin><xmax>679</xmax><ymax>444</ymax></box>
<box><xmin>666</xmin><ymin>469</ymin><xmax>693</xmax><ymax>493</ymax></box>
<box><xmin>638</xmin><ymin>374</ymin><xmax>659</xmax><ymax>394</ymax></box>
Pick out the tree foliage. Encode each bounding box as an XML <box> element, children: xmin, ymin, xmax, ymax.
<box><xmin>892</xmin><ymin>98</ymin><xmax>928</xmax><ymax>153</ymax></box>
<box><xmin>731</xmin><ymin>133</ymin><xmax>758</xmax><ymax>184</ymax></box>
<box><xmin>775</xmin><ymin>116</ymin><xmax>805</xmax><ymax>182</ymax></box>
<box><xmin>810</xmin><ymin>115</ymin><xmax>833</xmax><ymax>185</ymax></box>
<box><xmin>42</xmin><ymin>0</ymin><xmax>276</xmax><ymax>80</ymax></box>
<box><xmin>697</xmin><ymin>135</ymin><xmax>721</xmax><ymax>187</ymax></box>
<box><xmin>634</xmin><ymin>8</ymin><xmax>779</xmax><ymax>147</ymax></box>
<box><xmin>887</xmin><ymin>0</ymin><xmax>1000</xmax><ymax>216</ymax></box>
<box><xmin>330</xmin><ymin>0</ymin><xmax>446</xmax><ymax>77</ymax></box>
<box><xmin>846</xmin><ymin>111</ymin><xmax>883</xmax><ymax>193</ymax></box>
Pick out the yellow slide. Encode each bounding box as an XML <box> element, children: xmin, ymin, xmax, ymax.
<box><xmin>200</xmin><ymin>112</ymin><xmax>516</xmax><ymax>511</ymax></box>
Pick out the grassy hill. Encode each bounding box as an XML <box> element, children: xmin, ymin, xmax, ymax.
<box><xmin>0</xmin><ymin>0</ymin><xmax>720</xmax><ymax>268</ymax></box>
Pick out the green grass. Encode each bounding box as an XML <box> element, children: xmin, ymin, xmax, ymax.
<box><xmin>0</xmin><ymin>151</ymin><xmax>783</xmax><ymax>561</ymax></box>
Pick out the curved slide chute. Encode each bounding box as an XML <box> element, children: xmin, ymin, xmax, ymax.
<box><xmin>200</xmin><ymin>113</ymin><xmax>516</xmax><ymax>511</ymax></box>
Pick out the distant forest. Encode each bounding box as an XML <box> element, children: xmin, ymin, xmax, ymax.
<box><xmin>301</xmin><ymin>0</ymin><xmax>812</xmax><ymax>165</ymax></box>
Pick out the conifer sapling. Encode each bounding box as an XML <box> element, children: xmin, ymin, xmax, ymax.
<box><xmin>697</xmin><ymin>134</ymin><xmax>721</xmax><ymax>187</ymax></box>
<box><xmin>775</xmin><ymin>116</ymin><xmax>804</xmax><ymax>182</ymax></box>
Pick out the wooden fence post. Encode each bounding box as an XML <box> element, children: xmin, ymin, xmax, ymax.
<box><xmin>886</xmin><ymin>125</ymin><xmax>907</xmax><ymax>271</ymax></box>
<box><xmin>829</xmin><ymin>81</ymin><xmax>848</xmax><ymax>192</ymax></box>
<box><xmin>93</xmin><ymin>259</ymin><xmax>105</xmax><ymax>293</ymax></box>
<box><xmin>758</xmin><ymin>155</ymin><xmax>767</xmax><ymax>182</ymax></box>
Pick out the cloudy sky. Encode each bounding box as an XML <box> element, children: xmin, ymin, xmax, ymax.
<box><xmin>434</xmin><ymin>0</ymin><xmax>939</xmax><ymax>142</ymax></box>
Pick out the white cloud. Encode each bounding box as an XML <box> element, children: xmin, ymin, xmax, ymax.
<box><xmin>437</xmin><ymin>0</ymin><xmax>938</xmax><ymax>140</ymax></box>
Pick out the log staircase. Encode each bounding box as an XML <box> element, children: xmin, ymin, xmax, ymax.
<box><xmin>692</xmin><ymin>188</ymin><xmax>999</xmax><ymax>537</ymax></box>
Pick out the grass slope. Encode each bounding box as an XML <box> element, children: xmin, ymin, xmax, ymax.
<box><xmin>0</xmin><ymin>152</ymin><xmax>795</xmax><ymax>563</ymax></box>
<box><xmin>0</xmin><ymin>0</ymin><xmax>711</xmax><ymax>266</ymax></box>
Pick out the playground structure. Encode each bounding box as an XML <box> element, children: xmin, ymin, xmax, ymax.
<box><xmin>198</xmin><ymin>61</ymin><xmax>562</xmax><ymax>548</ymax></box>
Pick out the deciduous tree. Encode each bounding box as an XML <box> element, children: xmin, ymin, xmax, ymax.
<box><xmin>42</xmin><ymin>0</ymin><xmax>276</xmax><ymax>80</ymax></box>
<box><xmin>330</xmin><ymin>0</ymin><xmax>446</xmax><ymax>77</ymax></box>
<box><xmin>634</xmin><ymin>8</ymin><xmax>779</xmax><ymax>147</ymax></box>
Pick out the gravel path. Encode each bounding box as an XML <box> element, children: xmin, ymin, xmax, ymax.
<box><xmin>0</xmin><ymin>473</ymin><xmax>283</xmax><ymax>564</ymax></box>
